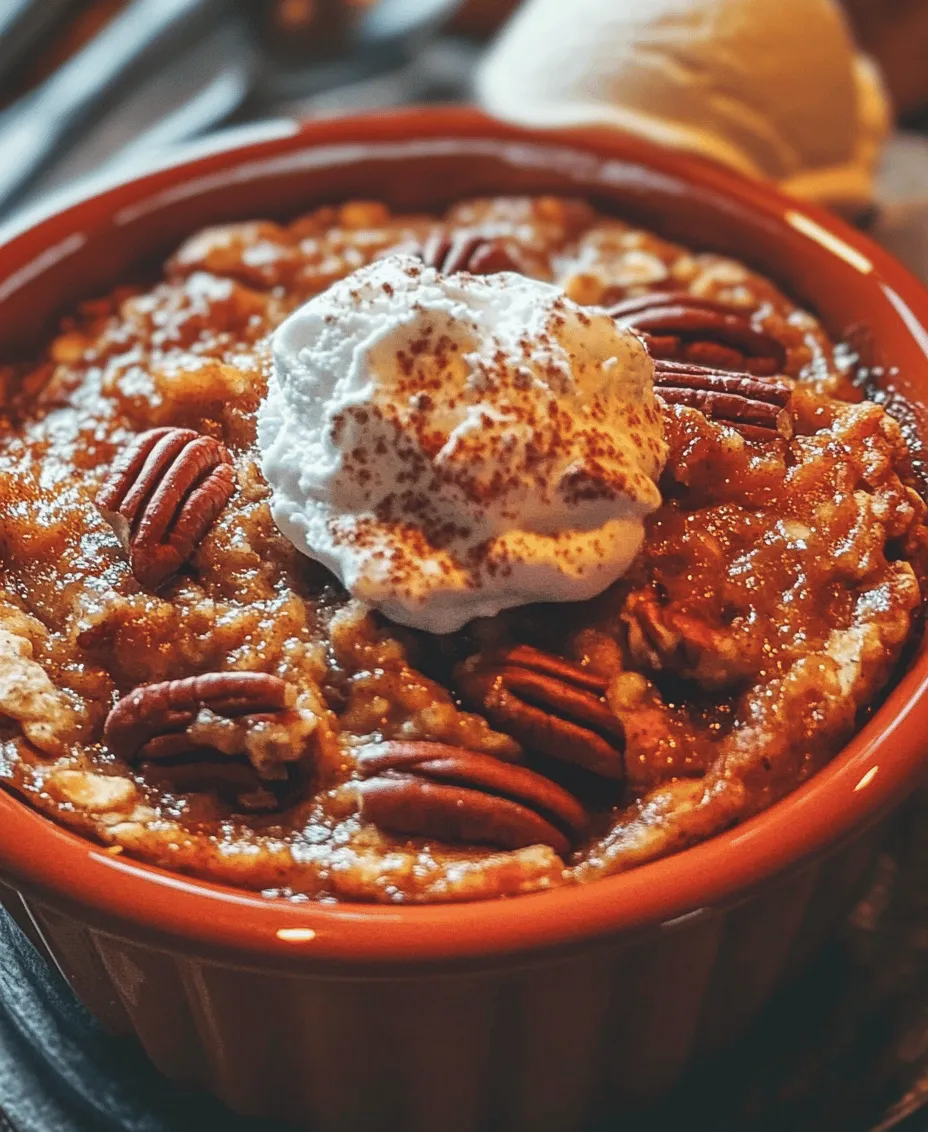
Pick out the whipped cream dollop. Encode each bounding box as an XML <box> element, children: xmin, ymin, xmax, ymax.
<box><xmin>258</xmin><ymin>255</ymin><xmax>667</xmax><ymax>634</ymax></box>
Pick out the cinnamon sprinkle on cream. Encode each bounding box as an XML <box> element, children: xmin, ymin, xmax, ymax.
<box><xmin>258</xmin><ymin>255</ymin><xmax>667</xmax><ymax>632</ymax></box>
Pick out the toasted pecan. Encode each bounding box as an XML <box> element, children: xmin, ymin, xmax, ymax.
<box><xmin>96</xmin><ymin>427</ymin><xmax>235</xmax><ymax>589</ymax></box>
<box><xmin>418</xmin><ymin>230</ymin><xmax>518</xmax><ymax>275</ymax></box>
<box><xmin>654</xmin><ymin>359</ymin><xmax>793</xmax><ymax>441</ymax></box>
<box><xmin>104</xmin><ymin>671</ymin><xmax>291</xmax><ymax>762</ymax></box>
<box><xmin>610</xmin><ymin>291</ymin><xmax>787</xmax><ymax>376</ymax></box>
<box><xmin>104</xmin><ymin>672</ymin><xmax>300</xmax><ymax>811</ymax></box>
<box><xmin>455</xmin><ymin>645</ymin><xmax>624</xmax><ymax>780</ymax></box>
<box><xmin>356</xmin><ymin>740</ymin><xmax>587</xmax><ymax>855</ymax></box>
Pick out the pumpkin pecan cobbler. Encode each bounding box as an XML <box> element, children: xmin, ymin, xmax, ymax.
<box><xmin>0</xmin><ymin>197</ymin><xmax>925</xmax><ymax>903</ymax></box>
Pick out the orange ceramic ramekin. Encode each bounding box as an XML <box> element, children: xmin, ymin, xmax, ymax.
<box><xmin>1</xmin><ymin>108</ymin><xmax>927</xmax><ymax>1132</ymax></box>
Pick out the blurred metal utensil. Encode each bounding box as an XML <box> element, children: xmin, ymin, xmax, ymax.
<box><xmin>20</xmin><ymin>35</ymin><xmax>478</xmax><ymax>218</ymax></box>
<box><xmin>98</xmin><ymin>9</ymin><xmax>466</xmax><ymax>175</ymax></box>
<box><xmin>0</xmin><ymin>0</ymin><xmax>77</xmax><ymax>84</ymax></box>
<box><xmin>360</xmin><ymin>0</ymin><xmax>462</xmax><ymax>48</ymax></box>
<box><xmin>229</xmin><ymin>0</ymin><xmax>463</xmax><ymax>113</ymax></box>
<box><xmin>30</xmin><ymin>15</ymin><xmax>257</xmax><ymax>194</ymax></box>
<box><xmin>273</xmin><ymin>36</ymin><xmax>479</xmax><ymax>121</ymax></box>
<box><xmin>0</xmin><ymin>0</ymin><xmax>464</xmax><ymax>219</ymax></box>
<box><xmin>0</xmin><ymin>0</ymin><xmax>221</xmax><ymax>216</ymax></box>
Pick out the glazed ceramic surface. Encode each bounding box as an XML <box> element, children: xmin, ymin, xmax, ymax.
<box><xmin>1</xmin><ymin>109</ymin><xmax>927</xmax><ymax>1131</ymax></box>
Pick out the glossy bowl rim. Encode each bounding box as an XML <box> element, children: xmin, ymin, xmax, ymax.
<box><xmin>1</xmin><ymin>106</ymin><xmax>927</xmax><ymax>966</ymax></box>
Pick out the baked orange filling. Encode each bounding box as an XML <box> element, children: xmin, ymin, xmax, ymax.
<box><xmin>0</xmin><ymin>196</ymin><xmax>924</xmax><ymax>903</ymax></box>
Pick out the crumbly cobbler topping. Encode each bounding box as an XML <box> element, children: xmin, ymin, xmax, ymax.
<box><xmin>0</xmin><ymin>196</ymin><xmax>925</xmax><ymax>903</ymax></box>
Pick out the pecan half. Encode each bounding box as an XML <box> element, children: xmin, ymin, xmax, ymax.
<box><xmin>654</xmin><ymin>359</ymin><xmax>793</xmax><ymax>441</ymax></box>
<box><xmin>105</xmin><ymin>672</ymin><xmax>291</xmax><ymax>761</ymax></box>
<box><xmin>454</xmin><ymin>645</ymin><xmax>624</xmax><ymax>780</ymax></box>
<box><xmin>609</xmin><ymin>292</ymin><xmax>787</xmax><ymax>376</ymax></box>
<box><xmin>418</xmin><ymin>231</ymin><xmax>518</xmax><ymax>275</ymax></box>
<box><xmin>96</xmin><ymin>427</ymin><xmax>235</xmax><ymax>589</ymax></box>
<box><xmin>624</xmin><ymin>591</ymin><xmax>756</xmax><ymax>690</ymax></box>
<box><xmin>356</xmin><ymin>740</ymin><xmax>587</xmax><ymax>856</ymax></box>
<box><xmin>104</xmin><ymin>672</ymin><xmax>298</xmax><ymax>809</ymax></box>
